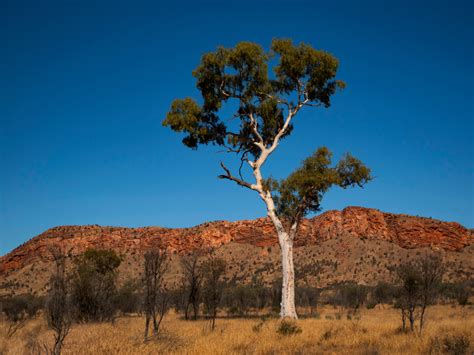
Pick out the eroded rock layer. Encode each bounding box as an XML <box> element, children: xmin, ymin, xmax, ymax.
<box><xmin>1</xmin><ymin>207</ymin><xmax>471</xmax><ymax>275</ymax></box>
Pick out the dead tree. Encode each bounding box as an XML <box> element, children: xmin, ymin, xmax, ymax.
<box><xmin>180</xmin><ymin>251</ymin><xmax>203</xmax><ymax>320</ymax></box>
<box><xmin>45</xmin><ymin>246</ymin><xmax>72</xmax><ymax>355</ymax></box>
<box><xmin>143</xmin><ymin>249</ymin><xmax>169</xmax><ymax>341</ymax></box>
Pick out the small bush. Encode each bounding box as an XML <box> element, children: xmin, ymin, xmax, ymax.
<box><xmin>277</xmin><ymin>320</ymin><xmax>302</xmax><ymax>336</ymax></box>
<box><xmin>1</xmin><ymin>294</ymin><xmax>43</xmax><ymax>337</ymax></box>
<box><xmin>252</xmin><ymin>321</ymin><xmax>264</xmax><ymax>333</ymax></box>
<box><xmin>366</xmin><ymin>300</ymin><xmax>377</xmax><ymax>309</ymax></box>
<box><xmin>319</xmin><ymin>327</ymin><xmax>333</xmax><ymax>341</ymax></box>
<box><xmin>428</xmin><ymin>333</ymin><xmax>470</xmax><ymax>355</ymax></box>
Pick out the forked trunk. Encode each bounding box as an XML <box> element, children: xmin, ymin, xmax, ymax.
<box><xmin>278</xmin><ymin>231</ymin><xmax>298</xmax><ymax>319</ymax></box>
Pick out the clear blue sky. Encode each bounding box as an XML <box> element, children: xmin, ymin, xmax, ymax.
<box><xmin>1</xmin><ymin>0</ymin><xmax>473</xmax><ymax>255</ymax></box>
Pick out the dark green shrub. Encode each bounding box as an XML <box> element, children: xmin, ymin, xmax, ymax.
<box><xmin>328</xmin><ymin>282</ymin><xmax>368</xmax><ymax>312</ymax></box>
<box><xmin>1</xmin><ymin>294</ymin><xmax>42</xmax><ymax>321</ymax></box>
<box><xmin>366</xmin><ymin>300</ymin><xmax>377</xmax><ymax>309</ymax></box>
<box><xmin>277</xmin><ymin>320</ymin><xmax>302</xmax><ymax>336</ymax></box>
<box><xmin>71</xmin><ymin>249</ymin><xmax>121</xmax><ymax>322</ymax></box>
<box><xmin>372</xmin><ymin>281</ymin><xmax>396</xmax><ymax>305</ymax></box>
<box><xmin>115</xmin><ymin>280</ymin><xmax>141</xmax><ymax>314</ymax></box>
<box><xmin>1</xmin><ymin>294</ymin><xmax>43</xmax><ymax>337</ymax></box>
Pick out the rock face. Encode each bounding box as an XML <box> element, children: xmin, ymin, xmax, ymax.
<box><xmin>1</xmin><ymin>207</ymin><xmax>471</xmax><ymax>275</ymax></box>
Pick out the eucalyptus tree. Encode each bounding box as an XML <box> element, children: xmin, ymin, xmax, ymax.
<box><xmin>163</xmin><ymin>39</ymin><xmax>371</xmax><ymax>318</ymax></box>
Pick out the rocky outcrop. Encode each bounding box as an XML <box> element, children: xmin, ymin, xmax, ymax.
<box><xmin>1</xmin><ymin>206</ymin><xmax>471</xmax><ymax>274</ymax></box>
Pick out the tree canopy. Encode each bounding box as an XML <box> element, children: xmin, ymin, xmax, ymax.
<box><xmin>163</xmin><ymin>39</ymin><xmax>345</xmax><ymax>159</ymax></box>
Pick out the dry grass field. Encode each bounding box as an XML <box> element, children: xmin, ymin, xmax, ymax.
<box><xmin>1</xmin><ymin>305</ymin><xmax>472</xmax><ymax>354</ymax></box>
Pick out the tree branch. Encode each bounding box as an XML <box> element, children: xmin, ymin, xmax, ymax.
<box><xmin>248</xmin><ymin>112</ymin><xmax>265</xmax><ymax>148</ymax></box>
<box><xmin>256</xmin><ymin>91</ymin><xmax>291</xmax><ymax>110</ymax></box>
<box><xmin>218</xmin><ymin>162</ymin><xmax>257</xmax><ymax>190</ymax></box>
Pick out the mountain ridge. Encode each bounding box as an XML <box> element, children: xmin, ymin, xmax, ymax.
<box><xmin>1</xmin><ymin>206</ymin><xmax>471</xmax><ymax>273</ymax></box>
<box><xmin>1</xmin><ymin>206</ymin><xmax>472</xmax><ymax>296</ymax></box>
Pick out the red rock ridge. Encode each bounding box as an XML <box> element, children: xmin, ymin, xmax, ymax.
<box><xmin>1</xmin><ymin>207</ymin><xmax>471</xmax><ymax>274</ymax></box>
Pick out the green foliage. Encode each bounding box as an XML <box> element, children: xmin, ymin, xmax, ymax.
<box><xmin>1</xmin><ymin>294</ymin><xmax>43</xmax><ymax>337</ymax></box>
<box><xmin>266</xmin><ymin>147</ymin><xmax>371</xmax><ymax>223</ymax></box>
<box><xmin>78</xmin><ymin>249</ymin><xmax>122</xmax><ymax>275</ymax></box>
<box><xmin>116</xmin><ymin>279</ymin><xmax>142</xmax><ymax>314</ymax></box>
<box><xmin>328</xmin><ymin>282</ymin><xmax>368</xmax><ymax>311</ymax></box>
<box><xmin>71</xmin><ymin>248</ymin><xmax>121</xmax><ymax>322</ymax></box>
<box><xmin>277</xmin><ymin>320</ymin><xmax>302</xmax><ymax>336</ymax></box>
<box><xmin>201</xmin><ymin>255</ymin><xmax>226</xmax><ymax>329</ymax></box>
<box><xmin>372</xmin><ymin>281</ymin><xmax>396</xmax><ymax>305</ymax></box>
<box><xmin>163</xmin><ymin>39</ymin><xmax>345</xmax><ymax>158</ymax></box>
<box><xmin>439</xmin><ymin>280</ymin><xmax>473</xmax><ymax>306</ymax></box>
<box><xmin>365</xmin><ymin>300</ymin><xmax>377</xmax><ymax>309</ymax></box>
<box><xmin>1</xmin><ymin>294</ymin><xmax>42</xmax><ymax>322</ymax></box>
<box><xmin>223</xmin><ymin>284</ymin><xmax>258</xmax><ymax>316</ymax></box>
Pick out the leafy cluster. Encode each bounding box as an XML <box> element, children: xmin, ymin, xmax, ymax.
<box><xmin>163</xmin><ymin>39</ymin><xmax>345</xmax><ymax>159</ymax></box>
<box><xmin>71</xmin><ymin>249</ymin><xmax>122</xmax><ymax>322</ymax></box>
<box><xmin>264</xmin><ymin>147</ymin><xmax>372</xmax><ymax>224</ymax></box>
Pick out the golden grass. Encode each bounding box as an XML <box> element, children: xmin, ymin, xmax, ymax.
<box><xmin>1</xmin><ymin>305</ymin><xmax>472</xmax><ymax>354</ymax></box>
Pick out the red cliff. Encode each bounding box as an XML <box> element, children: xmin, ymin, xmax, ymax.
<box><xmin>1</xmin><ymin>207</ymin><xmax>471</xmax><ymax>274</ymax></box>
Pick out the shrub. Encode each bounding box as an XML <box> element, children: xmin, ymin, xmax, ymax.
<box><xmin>277</xmin><ymin>320</ymin><xmax>302</xmax><ymax>336</ymax></box>
<box><xmin>71</xmin><ymin>248</ymin><xmax>121</xmax><ymax>322</ymax></box>
<box><xmin>223</xmin><ymin>284</ymin><xmax>257</xmax><ymax>317</ymax></box>
<box><xmin>252</xmin><ymin>320</ymin><xmax>264</xmax><ymax>333</ymax></box>
<box><xmin>372</xmin><ymin>281</ymin><xmax>395</xmax><ymax>305</ymax></box>
<box><xmin>428</xmin><ymin>333</ymin><xmax>470</xmax><ymax>355</ymax></box>
<box><xmin>116</xmin><ymin>280</ymin><xmax>141</xmax><ymax>314</ymax></box>
<box><xmin>443</xmin><ymin>281</ymin><xmax>472</xmax><ymax>306</ymax></box>
<box><xmin>328</xmin><ymin>282</ymin><xmax>368</xmax><ymax>313</ymax></box>
<box><xmin>319</xmin><ymin>327</ymin><xmax>334</xmax><ymax>341</ymax></box>
<box><xmin>201</xmin><ymin>253</ymin><xmax>226</xmax><ymax>330</ymax></box>
<box><xmin>366</xmin><ymin>300</ymin><xmax>377</xmax><ymax>309</ymax></box>
<box><xmin>1</xmin><ymin>294</ymin><xmax>42</xmax><ymax>337</ymax></box>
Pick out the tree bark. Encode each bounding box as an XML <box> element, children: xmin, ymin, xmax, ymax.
<box><xmin>401</xmin><ymin>308</ymin><xmax>406</xmax><ymax>332</ymax></box>
<box><xmin>409</xmin><ymin>305</ymin><xmax>415</xmax><ymax>331</ymax></box>
<box><xmin>278</xmin><ymin>231</ymin><xmax>298</xmax><ymax>319</ymax></box>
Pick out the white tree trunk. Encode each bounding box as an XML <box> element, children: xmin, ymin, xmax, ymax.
<box><xmin>243</xmin><ymin>130</ymin><xmax>301</xmax><ymax>319</ymax></box>
<box><xmin>264</xmin><ymin>199</ymin><xmax>298</xmax><ymax>319</ymax></box>
<box><xmin>278</xmin><ymin>230</ymin><xmax>298</xmax><ymax>319</ymax></box>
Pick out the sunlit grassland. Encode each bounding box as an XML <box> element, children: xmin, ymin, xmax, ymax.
<box><xmin>1</xmin><ymin>305</ymin><xmax>472</xmax><ymax>354</ymax></box>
